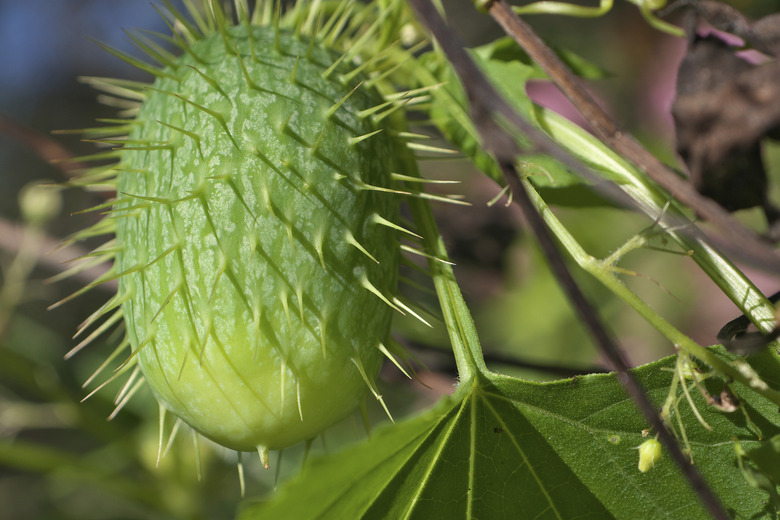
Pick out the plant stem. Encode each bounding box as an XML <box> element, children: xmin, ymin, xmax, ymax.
<box><xmin>531</xmin><ymin>106</ymin><xmax>779</xmax><ymax>337</ymax></box>
<box><xmin>395</xmin><ymin>130</ymin><xmax>487</xmax><ymax>381</ymax></box>
<box><xmin>523</xmin><ymin>179</ymin><xmax>780</xmax><ymax>406</ymax></box>
<box><xmin>405</xmin><ymin>193</ymin><xmax>487</xmax><ymax>382</ymax></box>
<box><xmin>0</xmin><ymin>226</ymin><xmax>41</xmax><ymax>338</ymax></box>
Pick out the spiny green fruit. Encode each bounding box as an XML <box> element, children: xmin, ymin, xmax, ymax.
<box><xmin>67</xmin><ymin>1</ymin><xmax>428</xmax><ymax>465</ymax></box>
<box><xmin>118</xmin><ymin>24</ymin><xmax>399</xmax><ymax>455</ymax></box>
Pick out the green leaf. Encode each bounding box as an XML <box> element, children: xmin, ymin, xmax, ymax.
<box><xmin>474</xmin><ymin>36</ymin><xmax>609</xmax><ymax>81</ymax></box>
<box><xmin>747</xmin><ymin>434</ymin><xmax>780</xmax><ymax>484</ymax></box>
<box><xmin>239</xmin><ymin>376</ymin><xmax>610</xmax><ymax>520</ymax></box>
<box><xmin>737</xmin><ymin>437</ymin><xmax>780</xmax><ymax>513</ymax></box>
<box><xmin>239</xmin><ymin>354</ymin><xmax>779</xmax><ymax>519</ymax></box>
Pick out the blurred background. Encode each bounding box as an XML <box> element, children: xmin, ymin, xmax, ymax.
<box><xmin>1</xmin><ymin>0</ymin><xmax>779</xmax><ymax>518</ymax></box>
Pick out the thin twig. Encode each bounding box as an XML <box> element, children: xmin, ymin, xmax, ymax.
<box><xmin>408</xmin><ymin>1</ymin><xmax>729</xmax><ymax>518</ymax></box>
<box><xmin>0</xmin><ymin>217</ymin><xmax>115</xmax><ymax>291</ymax></box>
<box><xmin>488</xmin><ymin>0</ymin><xmax>780</xmax><ymax>273</ymax></box>
<box><xmin>0</xmin><ymin>113</ymin><xmax>87</xmax><ymax>178</ymax></box>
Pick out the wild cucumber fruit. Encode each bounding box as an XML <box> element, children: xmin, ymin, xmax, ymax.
<box><xmin>67</xmin><ymin>1</ymin><xmax>428</xmax><ymax>464</ymax></box>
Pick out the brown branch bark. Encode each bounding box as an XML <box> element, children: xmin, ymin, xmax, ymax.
<box><xmin>0</xmin><ymin>113</ymin><xmax>87</xmax><ymax>178</ymax></box>
<box><xmin>488</xmin><ymin>0</ymin><xmax>780</xmax><ymax>273</ymax></box>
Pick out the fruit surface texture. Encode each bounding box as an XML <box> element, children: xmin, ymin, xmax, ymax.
<box><xmin>113</xmin><ymin>23</ymin><xmax>401</xmax><ymax>453</ymax></box>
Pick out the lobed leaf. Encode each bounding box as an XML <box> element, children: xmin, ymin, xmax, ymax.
<box><xmin>239</xmin><ymin>352</ymin><xmax>780</xmax><ymax>519</ymax></box>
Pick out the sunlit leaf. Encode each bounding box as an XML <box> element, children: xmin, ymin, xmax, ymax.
<box><xmin>240</xmin><ymin>353</ymin><xmax>779</xmax><ymax>519</ymax></box>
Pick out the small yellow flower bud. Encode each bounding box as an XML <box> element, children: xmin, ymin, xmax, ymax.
<box><xmin>638</xmin><ymin>438</ymin><xmax>662</xmax><ymax>473</ymax></box>
<box><xmin>19</xmin><ymin>181</ymin><xmax>61</xmax><ymax>225</ymax></box>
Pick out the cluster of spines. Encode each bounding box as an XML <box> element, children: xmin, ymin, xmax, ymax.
<box><xmin>59</xmin><ymin>0</ymin><xmax>468</xmax><ymax>476</ymax></box>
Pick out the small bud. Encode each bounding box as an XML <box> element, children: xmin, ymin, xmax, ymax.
<box><xmin>19</xmin><ymin>181</ymin><xmax>62</xmax><ymax>225</ymax></box>
<box><xmin>638</xmin><ymin>438</ymin><xmax>662</xmax><ymax>473</ymax></box>
<box><xmin>400</xmin><ymin>23</ymin><xmax>422</xmax><ymax>46</ymax></box>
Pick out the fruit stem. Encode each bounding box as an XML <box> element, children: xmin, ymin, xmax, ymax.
<box><xmin>402</xmin><ymin>163</ymin><xmax>487</xmax><ymax>381</ymax></box>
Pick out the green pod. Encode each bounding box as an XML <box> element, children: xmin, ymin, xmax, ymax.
<box><xmin>112</xmin><ymin>22</ymin><xmax>403</xmax><ymax>455</ymax></box>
